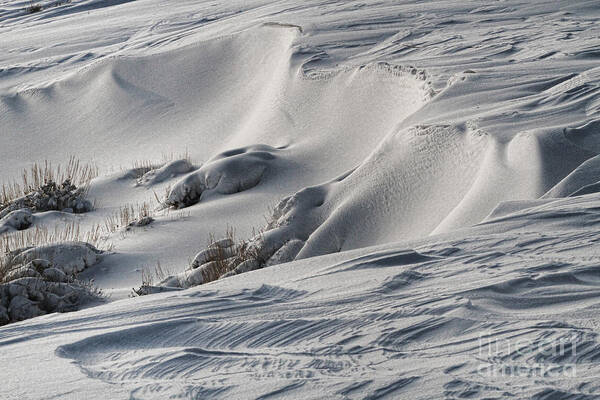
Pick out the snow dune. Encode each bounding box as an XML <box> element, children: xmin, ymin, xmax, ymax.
<box><xmin>1</xmin><ymin>0</ymin><xmax>600</xmax><ymax>398</ymax></box>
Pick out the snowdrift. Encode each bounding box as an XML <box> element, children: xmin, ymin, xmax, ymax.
<box><xmin>1</xmin><ymin>0</ymin><xmax>600</xmax><ymax>398</ymax></box>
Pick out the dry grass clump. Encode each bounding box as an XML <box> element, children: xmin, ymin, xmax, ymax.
<box><xmin>131</xmin><ymin>261</ymin><xmax>176</xmax><ymax>296</ymax></box>
<box><xmin>103</xmin><ymin>202</ymin><xmax>154</xmax><ymax>233</ymax></box>
<box><xmin>1</xmin><ymin>221</ymin><xmax>103</xmax><ymax>254</ymax></box>
<box><xmin>129</xmin><ymin>150</ymin><xmax>192</xmax><ymax>180</ymax></box>
<box><xmin>140</xmin><ymin>261</ymin><xmax>171</xmax><ymax>287</ymax></box>
<box><xmin>196</xmin><ymin>227</ymin><xmax>265</xmax><ymax>284</ymax></box>
<box><xmin>0</xmin><ymin>157</ymin><xmax>98</xmax><ymax>211</ymax></box>
<box><xmin>130</xmin><ymin>160</ymin><xmax>160</xmax><ymax>180</ymax></box>
<box><xmin>132</xmin><ymin>226</ymin><xmax>266</xmax><ymax>296</ymax></box>
<box><xmin>26</xmin><ymin>0</ymin><xmax>72</xmax><ymax>13</ymax></box>
<box><xmin>153</xmin><ymin>185</ymin><xmax>172</xmax><ymax>209</ymax></box>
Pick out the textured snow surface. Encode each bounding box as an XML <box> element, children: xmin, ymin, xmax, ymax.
<box><xmin>1</xmin><ymin>0</ymin><xmax>600</xmax><ymax>398</ymax></box>
<box><xmin>4</xmin><ymin>197</ymin><xmax>600</xmax><ymax>398</ymax></box>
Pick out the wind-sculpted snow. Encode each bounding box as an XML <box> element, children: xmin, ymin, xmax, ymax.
<box><xmin>1</xmin><ymin>0</ymin><xmax>600</xmax><ymax>398</ymax></box>
<box><xmin>0</xmin><ymin>194</ymin><xmax>599</xmax><ymax>397</ymax></box>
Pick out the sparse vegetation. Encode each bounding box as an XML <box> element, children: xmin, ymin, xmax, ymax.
<box><xmin>1</xmin><ymin>221</ymin><xmax>104</xmax><ymax>255</ymax></box>
<box><xmin>0</xmin><ymin>157</ymin><xmax>98</xmax><ymax>217</ymax></box>
<box><xmin>103</xmin><ymin>202</ymin><xmax>154</xmax><ymax>234</ymax></box>
<box><xmin>133</xmin><ymin>226</ymin><xmax>267</xmax><ymax>296</ymax></box>
<box><xmin>131</xmin><ymin>159</ymin><xmax>161</xmax><ymax>180</ymax></box>
<box><xmin>131</xmin><ymin>261</ymin><xmax>177</xmax><ymax>296</ymax></box>
<box><xmin>129</xmin><ymin>150</ymin><xmax>192</xmax><ymax>181</ymax></box>
<box><xmin>198</xmin><ymin>227</ymin><xmax>266</xmax><ymax>283</ymax></box>
<box><xmin>142</xmin><ymin>261</ymin><xmax>170</xmax><ymax>288</ymax></box>
<box><xmin>153</xmin><ymin>184</ymin><xmax>172</xmax><ymax>209</ymax></box>
<box><xmin>25</xmin><ymin>0</ymin><xmax>72</xmax><ymax>14</ymax></box>
<box><xmin>0</xmin><ymin>158</ymin><xmax>108</xmax><ymax>324</ymax></box>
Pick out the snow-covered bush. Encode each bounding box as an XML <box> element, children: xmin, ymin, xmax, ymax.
<box><xmin>0</xmin><ymin>158</ymin><xmax>97</xmax><ymax>226</ymax></box>
<box><xmin>0</xmin><ymin>242</ymin><xmax>104</xmax><ymax>325</ymax></box>
<box><xmin>26</xmin><ymin>2</ymin><xmax>42</xmax><ymax>13</ymax></box>
<box><xmin>165</xmin><ymin>145</ymin><xmax>279</xmax><ymax>208</ymax></box>
<box><xmin>137</xmin><ymin>159</ymin><xmax>195</xmax><ymax>186</ymax></box>
<box><xmin>0</xmin><ymin>179</ymin><xmax>93</xmax><ymax>220</ymax></box>
<box><xmin>0</xmin><ymin>209</ymin><xmax>33</xmax><ymax>234</ymax></box>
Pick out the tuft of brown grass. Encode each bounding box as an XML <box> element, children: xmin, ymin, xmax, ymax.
<box><xmin>196</xmin><ymin>226</ymin><xmax>265</xmax><ymax>284</ymax></box>
<box><xmin>131</xmin><ymin>260</ymin><xmax>176</xmax><ymax>296</ymax></box>
<box><xmin>152</xmin><ymin>184</ymin><xmax>171</xmax><ymax>209</ymax></box>
<box><xmin>0</xmin><ymin>157</ymin><xmax>98</xmax><ymax>211</ymax></box>
<box><xmin>130</xmin><ymin>160</ymin><xmax>160</xmax><ymax>180</ymax></box>
<box><xmin>129</xmin><ymin>150</ymin><xmax>192</xmax><ymax>181</ymax></box>
<box><xmin>103</xmin><ymin>202</ymin><xmax>153</xmax><ymax>233</ymax></box>
<box><xmin>141</xmin><ymin>260</ymin><xmax>171</xmax><ymax>287</ymax></box>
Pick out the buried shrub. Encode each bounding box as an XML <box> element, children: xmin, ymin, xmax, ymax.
<box><xmin>163</xmin><ymin>145</ymin><xmax>279</xmax><ymax>209</ymax></box>
<box><xmin>0</xmin><ymin>157</ymin><xmax>98</xmax><ymax>219</ymax></box>
<box><xmin>133</xmin><ymin>227</ymin><xmax>266</xmax><ymax>295</ymax></box>
<box><xmin>185</xmin><ymin>227</ymin><xmax>266</xmax><ymax>283</ymax></box>
<box><xmin>0</xmin><ymin>223</ymin><xmax>107</xmax><ymax>325</ymax></box>
<box><xmin>131</xmin><ymin>261</ymin><xmax>176</xmax><ymax>296</ymax></box>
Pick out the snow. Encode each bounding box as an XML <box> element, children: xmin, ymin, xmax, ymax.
<box><xmin>0</xmin><ymin>208</ymin><xmax>32</xmax><ymax>233</ymax></box>
<box><xmin>1</xmin><ymin>0</ymin><xmax>600</xmax><ymax>398</ymax></box>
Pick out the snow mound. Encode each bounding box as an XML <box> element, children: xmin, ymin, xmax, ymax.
<box><xmin>0</xmin><ymin>208</ymin><xmax>33</xmax><ymax>234</ymax></box>
<box><xmin>151</xmin><ymin>237</ymin><xmax>264</xmax><ymax>290</ymax></box>
<box><xmin>544</xmin><ymin>154</ymin><xmax>600</xmax><ymax>198</ymax></box>
<box><xmin>166</xmin><ymin>145</ymin><xmax>282</xmax><ymax>208</ymax></box>
<box><xmin>243</xmin><ymin>123</ymin><xmax>487</xmax><ymax>263</ymax></box>
<box><xmin>8</xmin><ymin>242</ymin><xmax>103</xmax><ymax>275</ymax></box>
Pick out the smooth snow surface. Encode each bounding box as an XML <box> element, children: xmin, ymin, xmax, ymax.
<box><xmin>1</xmin><ymin>0</ymin><xmax>600</xmax><ymax>398</ymax></box>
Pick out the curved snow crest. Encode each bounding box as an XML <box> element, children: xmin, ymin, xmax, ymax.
<box><xmin>299</xmin><ymin>61</ymin><xmax>436</xmax><ymax>100</ymax></box>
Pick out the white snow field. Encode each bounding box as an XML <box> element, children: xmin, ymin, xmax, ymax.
<box><xmin>1</xmin><ymin>0</ymin><xmax>600</xmax><ymax>398</ymax></box>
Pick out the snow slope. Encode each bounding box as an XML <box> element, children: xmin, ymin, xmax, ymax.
<box><xmin>5</xmin><ymin>194</ymin><xmax>600</xmax><ymax>399</ymax></box>
<box><xmin>1</xmin><ymin>0</ymin><xmax>600</xmax><ymax>398</ymax></box>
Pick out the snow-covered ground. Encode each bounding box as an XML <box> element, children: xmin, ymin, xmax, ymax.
<box><xmin>1</xmin><ymin>0</ymin><xmax>600</xmax><ymax>398</ymax></box>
